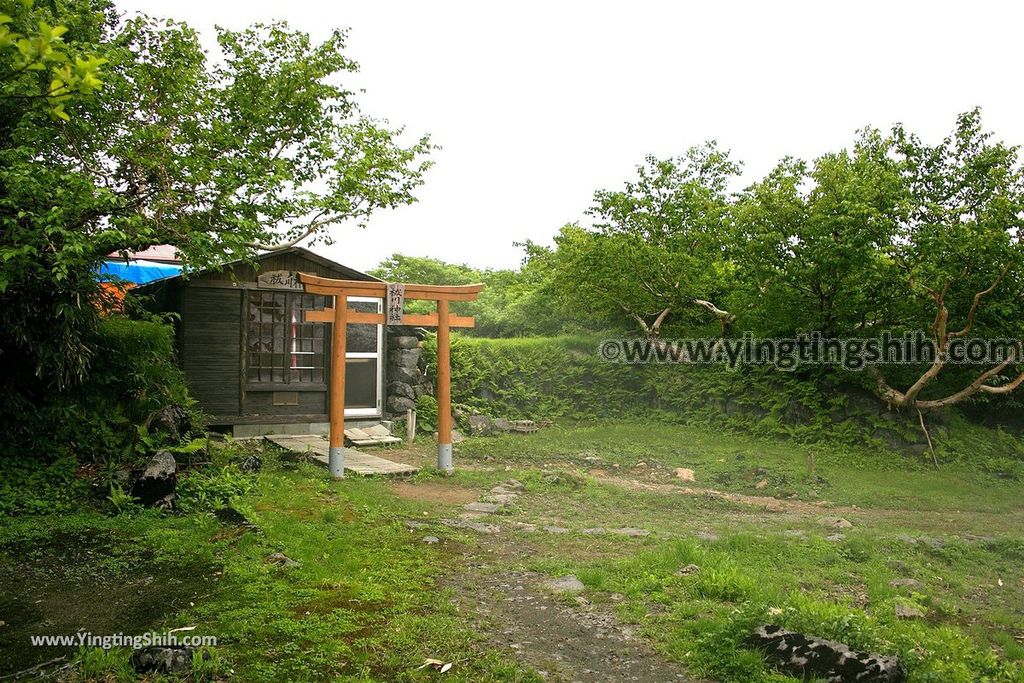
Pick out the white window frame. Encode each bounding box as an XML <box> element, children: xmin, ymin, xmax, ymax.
<box><xmin>344</xmin><ymin>296</ymin><xmax>383</xmax><ymax>417</ymax></box>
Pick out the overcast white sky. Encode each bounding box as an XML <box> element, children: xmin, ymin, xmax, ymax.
<box><xmin>119</xmin><ymin>0</ymin><xmax>1024</xmax><ymax>272</ymax></box>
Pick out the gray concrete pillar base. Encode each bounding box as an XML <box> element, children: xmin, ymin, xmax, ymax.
<box><xmin>437</xmin><ymin>442</ymin><xmax>453</xmax><ymax>473</ymax></box>
<box><xmin>329</xmin><ymin>446</ymin><xmax>345</xmax><ymax>479</ymax></box>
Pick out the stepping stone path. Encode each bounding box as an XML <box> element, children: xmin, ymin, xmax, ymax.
<box><xmin>460</xmin><ymin>571</ymin><xmax>696</xmax><ymax>682</ymax></box>
<box><xmin>442</xmin><ymin>518</ymin><xmax>501</xmax><ymax>534</ymax></box>
<box><xmin>464</xmin><ymin>502</ymin><xmax>502</xmax><ymax>514</ymax></box>
<box><xmin>451</xmin><ymin>478</ymin><xmax>654</xmax><ymax>540</ymax></box>
<box><xmin>461</xmin><ymin>479</ymin><xmax>525</xmax><ymax>516</ymax></box>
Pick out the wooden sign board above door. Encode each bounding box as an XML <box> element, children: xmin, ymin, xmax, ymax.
<box><xmin>257</xmin><ymin>270</ymin><xmax>303</xmax><ymax>290</ymax></box>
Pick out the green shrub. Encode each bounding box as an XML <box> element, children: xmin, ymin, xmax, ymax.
<box><xmin>424</xmin><ymin>334</ymin><xmax>1024</xmax><ymax>464</ymax></box>
<box><xmin>177</xmin><ymin>465</ymin><xmax>256</xmax><ymax>513</ymax></box>
<box><xmin>0</xmin><ymin>457</ymin><xmax>89</xmax><ymax>515</ymax></box>
<box><xmin>425</xmin><ymin>334</ymin><xmax>852</xmax><ymax>441</ymax></box>
<box><xmin>0</xmin><ymin>316</ymin><xmax>200</xmax><ymax>466</ymax></box>
<box><xmin>415</xmin><ymin>394</ymin><xmax>438</xmax><ymax>433</ymax></box>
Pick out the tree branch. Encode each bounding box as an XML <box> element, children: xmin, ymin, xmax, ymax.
<box><xmin>948</xmin><ymin>264</ymin><xmax>1009</xmax><ymax>339</ymax></box>
<box><xmin>244</xmin><ymin>211</ymin><xmax>330</xmax><ymax>251</ymax></box>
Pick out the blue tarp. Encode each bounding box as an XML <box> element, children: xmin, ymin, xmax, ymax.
<box><xmin>98</xmin><ymin>259</ymin><xmax>182</xmax><ymax>285</ymax></box>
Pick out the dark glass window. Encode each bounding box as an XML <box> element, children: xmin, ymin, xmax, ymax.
<box><xmin>247</xmin><ymin>292</ymin><xmax>327</xmax><ymax>384</ymax></box>
<box><xmin>345</xmin><ymin>358</ymin><xmax>378</xmax><ymax>408</ymax></box>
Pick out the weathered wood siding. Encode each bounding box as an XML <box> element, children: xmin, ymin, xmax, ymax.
<box><xmin>181</xmin><ymin>287</ymin><xmax>242</xmax><ymax>416</ymax></box>
<box><xmin>140</xmin><ymin>247</ymin><xmax>384</xmax><ymax>426</ymax></box>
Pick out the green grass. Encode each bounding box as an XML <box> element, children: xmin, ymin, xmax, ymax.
<box><xmin>173</xmin><ymin>464</ymin><xmax>537</xmax><ymax>682</ymax></box>
<box><xmin>455</xmin><ymin>420</ymin><xmax>1024</xmax><ymax>513</ymax></box>
<box><xmin>445</xmin><ymin>421</ymin><xmax>1024</xmax><ymax>682</ymax></box>
<box><xmin>0</xmin><ymin>446</ymin><xmax>538</xmax><ymax>682</ymax></box>
<box><xmin>2</xmin><ymin>420</ymin><xmax>1022</xmax><ymax>682</ymax></box>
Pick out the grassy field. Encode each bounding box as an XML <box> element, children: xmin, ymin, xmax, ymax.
<box><xmin>1</xmin><ymin>420</ymin><xmax>1022</xmax><ymax>681</ymax></box>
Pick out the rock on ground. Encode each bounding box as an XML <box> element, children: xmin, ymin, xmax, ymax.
<box><xmin>894</xmin><ymin>602</ymin><xmax>926</xmax><ymax>619</ymax></box>
<box><xmin>464</xmin><ymin>502</ymin><xmax>502</xmax><ymax>514</ymax></box>
<box><xmin>265</xmin><ymin>552</ymin><xmax>300</xmax><ymax>568</ymax></box>
<box><xmin>467</xmin><ymin>414</ymin><xmax>495</xmax><ymax>436</ymax></box>
<box><xmin>819</xmin><ymin>516</ymin><xmax>854</xmax><ymax>530</ymax></box>
<box><xmin>149</xmin><ymin>404</ymin><xmax>192</xmax><ymax>442</ymax></box>
<box><xmin>236</xmin><ymin>454</ymin><xmax>262</xmax><ymax>473</ymax></box>
<box><xmin>674</xmin><ymin>467</ymin><xmax>696</xmax><ymax>481</ymax></box>
<box><xmin>213</xmin><ymin>506</ymin><xmax>259</xmax><ymax>531</ymax></box>
<box><xmin>545</xmin><ymin>574</ymin><xmax>586</xmax><ymax>594</ymax></box>
<box><xmin>442</xmin><ymin>518</ymin><xmax>501</xmax><ymax>534</ymax></box>
<box><xmin>482</xmin><ymin>494</ymin><xmax>519</xmax><ymax>505</ymax></box>
<box><xmin>129</xmin><ymin>450</ymin><xmax>177</xmax><ymax>508</ymax></box>
<box><xmin>131</xmin><ymin>646</ymin><xmax>195</xmax><ymax>675</ymax></box>
<box><xmin>748</xmin><ymin>624</ymin><xmax>907</xmax><ymax>683</ymax></box>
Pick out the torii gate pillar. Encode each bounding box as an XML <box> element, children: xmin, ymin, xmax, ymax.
<box><xmin>298</xmin><ymin>273</ymin><xmax>483</xmax><ymax>477</ymax></box>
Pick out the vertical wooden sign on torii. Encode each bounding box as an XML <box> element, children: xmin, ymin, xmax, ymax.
<box><xmin>299</xmin><ymin>273</ymin><xmax>484</xmax><ymax>477</ymax></box>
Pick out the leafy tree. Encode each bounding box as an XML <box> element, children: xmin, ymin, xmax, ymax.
<box><xmin>538</xmin><ymin>145</ymin><xmax>740</xmax><ymax>339</ymax></box>
<box><xmin>370</xmin><ymin>252</ymin><xmax>563</xmax><ymax>337</ymax></box>
<box><xmin>866</xmin><ymin>109</ymin><xmax>1024</xmax><ymax>411</ymax></box>
<box><xmin>0</xmin><ymin>1</ymin><xmax>432</xmax><ymax>400</ymax></box>
<box><xmin>371</xmin><ymin>253</ymin><xmax>479</xmax><ymax>286</ymax></box>
<box><xmin>702</xmin><ymin>111</ymin><xmax>1024</xmax><ymax>413</ymax></box>
<box><xmin>735</xmin><ymin>129</ymin><xmax>907</xmax><ymax>337</ymax></box>
<box><xmin>1</xmin><ymin>0</ymin><xmax>106</xmax><ymax>123</ymax></box>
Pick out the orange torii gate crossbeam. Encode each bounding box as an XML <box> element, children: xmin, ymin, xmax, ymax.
<box><xmin>299</xmin><ymin>272</ymin><xmax>484</xmax><ymax>477</ymax></box>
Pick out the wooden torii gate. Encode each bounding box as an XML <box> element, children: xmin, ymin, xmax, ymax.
<box><xmin>298</xmin><ymin>272</ymin><xmax>483</xmax><ymax>478</ymax></box>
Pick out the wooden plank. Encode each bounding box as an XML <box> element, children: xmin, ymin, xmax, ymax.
<box><xmin>349</xmin><ymin>437</ymin><xmax>404</xmax><ymax>446</ymax></box>
<box><xmin>304</xmin><ymin>309</ymin><xmax>475</xmax><ymax>328</ymax></box>
<box><xmin>264</xmin><ymin>435</ymin><xmax>418</xmax><ymax>475</ymax></box>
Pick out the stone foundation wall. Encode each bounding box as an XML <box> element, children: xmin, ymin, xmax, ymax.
<box><xmin>385</xmin><ymin>326</ymin><xmax>432</xmax><ymax>416</ymax></box>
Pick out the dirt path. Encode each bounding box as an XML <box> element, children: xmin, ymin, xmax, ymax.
<box><xmin>589</xmin><ymin>473</ymin><xmax>1024</xmax><ymax>532</ymax></box>
<box><xmin>590</xmin><ymin>474</ymin><xmax>832</xmax><ymax>514</ymax></box>
<box><xmin>453</xmin><ymin>568</ymin><xmax>699</xmax><ymax>682</ymax></box>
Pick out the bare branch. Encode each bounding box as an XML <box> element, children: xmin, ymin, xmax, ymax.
<box><xmin>245</xmin><ymin>211</ymin><xmax>330</xmax><ymax>251</ymax></box>
<box><xmin>948</xmin><ymin>264</ymin><xmax>1010</xmax><ymax>339</ymax></box>
<box><xmin>650</xmin><ymin>307</ymin><xmax>672</xmax><ymax>336</ymax></box>
<box><xmin>692</xmin><ymin>298</ymin><xmax>735</xmax><ymax>322</ymax></box>
<box><xmin>977</xmin><ymin>368</ymin><xmax>1024</xmax><ymax>395</ymax></box>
